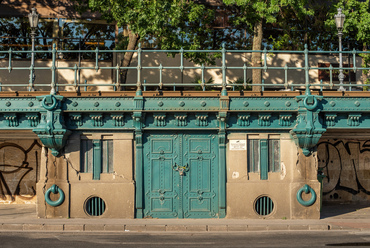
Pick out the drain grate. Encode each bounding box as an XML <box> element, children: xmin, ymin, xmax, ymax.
<box><xmin>85</xmin><ymin>196</ymin><xmax>106</xmax><ymax>216</ymax></box>
<box><xmin>255</xmin><ymin>196</ymin><xmax>274</xmax><ymax>216</ymax></box>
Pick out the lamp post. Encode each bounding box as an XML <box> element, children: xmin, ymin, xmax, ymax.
<box><xmin>335</xmin><ymin>8</ymin><xmax>345</xmax><ymax>91</ymax></box>
<box><xmin>28</xmin><ymin>7</ymin><xmax>39</xmax><ymax>91</ymax></box>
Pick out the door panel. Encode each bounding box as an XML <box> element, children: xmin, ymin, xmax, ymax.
<box><xmin>143</xmin><ymin>132</ymin><xmax>218</xmax><ymax>218</ymax></box>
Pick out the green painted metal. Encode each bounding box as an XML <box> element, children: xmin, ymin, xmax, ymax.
<box><xmin>143</xmin><ymin>132</ymin><xmax>220</xmax><ymax>218</ymax></box>
<box><xmin>255</xmin><ymin>196</ymin><xmax>274</xmax><ymax>216</ymax></box>
<box><xmin>85</xmin><ymin>197</ymin><xmax>106</xmax><ymax>216</ymax></box>
<box><xmin>92</xmin><ymin>140</ymin><xmax>102</xmax><ymax>180</ymax></box>
<box><xmin>296</xmin><ymin>184</ymin><xmax>317</xmax><ymax>207</ymax></box>
<box><xmin>32</xmin><ymin>94</ymin><xmax>71</xmax><ymax>156</ymax></box>
<box><xmin>290</xmin><ymin>89</ymin><xmax>326</xmax><ymax>156</ymax></box>
<box><xmin>45</xmin><ymin>184</ymin><xmax>65</xmax><ymax>207</ymax></box>
<box><xmin>0</xmin><ymin>93</ymin><xmax>369</xmax><ymax>157</ymax></box>
<box><xmin>1</xmin><ymin>46</ymin><xmax>370</xmax><ymax>93</ymax></box>
<box><xmin>260</xmin><ymin>139</ymin><xmax>268</xmax><ymax>180</ymax></box>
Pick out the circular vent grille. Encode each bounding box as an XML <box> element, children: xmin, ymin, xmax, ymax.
<box><xmin>85</xmin><ymin>196</ymin><xmax>106</xmax><ymax>217</ymax></box>
<box><xmin>255</xmin><ymin>196</ymin><xmax>274</xmax><ymax>216</ymax></box>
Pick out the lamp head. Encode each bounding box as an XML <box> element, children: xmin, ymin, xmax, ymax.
<box><xmin>334</xmin><ymin>8</ymin><xmax>345</xmax><ymax>31</ymax></box>
<box><xmin>28</xmin><ymin>8</ymin><xmax>39</xmax><ymax>29</ymax></box>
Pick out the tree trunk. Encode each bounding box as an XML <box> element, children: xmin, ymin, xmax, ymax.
<box><xmin>252</xmin><ymin>19</ymin><xmax>263</xmax><ymax>91</ymax></box>
<box><xmin>120</xmin><ymin>27</ymin><xmax>140</xmax><ymax>88</ymax></box>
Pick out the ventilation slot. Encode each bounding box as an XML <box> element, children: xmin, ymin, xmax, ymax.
<box><xmin>255</xmin><ymin>196</ymin><xmax>274</xmax><ymax>216</ymax></box>
<box><xmin>85</xmin><ymin>196</ymin><xmax>106</xmax><ymax>216</ymax></box>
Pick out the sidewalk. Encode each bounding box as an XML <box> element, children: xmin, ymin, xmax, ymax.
<box><xmin>1</xmin><ymin>203</ymin><xmax>370</xmax><ymax>232</ymax></box>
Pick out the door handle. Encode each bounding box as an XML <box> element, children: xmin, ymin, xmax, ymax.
<box><xmin>172</xmin><ymin>163</ymin><xmax>189</xmax><ymax>176</ymax></box>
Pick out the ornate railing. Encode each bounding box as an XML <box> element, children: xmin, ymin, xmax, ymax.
<box><xmin>0</xmin><ymin>44</ymin><xmax>369</xmax><ymax>94</ymax></box>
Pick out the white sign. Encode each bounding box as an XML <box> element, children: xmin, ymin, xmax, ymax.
<box><xmin>229</xmin><ymin>140</ymin><xmax>246</xmax><ymax>150</ymax></box>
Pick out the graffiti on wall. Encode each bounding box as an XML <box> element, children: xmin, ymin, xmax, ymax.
<box><xmin>0</xmin><ymin>140</ymin><xmax>41</xmax><ymax>202</ymax></box>
<box><xmin>317</xmin><ymin>140</ymin><xmax>370</xmax><ymax>200</ymax></box>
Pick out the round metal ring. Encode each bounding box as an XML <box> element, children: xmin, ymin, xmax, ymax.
<box><xmin>303</xmin><ymin>96</ymin><xmax>318</xmax><ymax>110</ymax></box>
<box><xmin>45</xmin><ymin>184</ymin><xmax>65</xmax><ymax>207</ymax></box>
<box><xmin>296</xmin><ymin>184</ymin><xmax>316</xmax><ymax>207</ymax></box>
<box><xmin>41</xmin><ymin>95</ymin><xmax>57</xmax><ymax>110</ymax></box>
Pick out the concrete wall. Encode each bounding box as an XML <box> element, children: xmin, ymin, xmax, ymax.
<box><xmin>318</xmin><ymin>132</ymin><xmax>370</xmax><ymax>203</ymax></box>
<box><xmin>36</xmin><ymin>132</ymin><xmax>135</xmax><ymax>218</ymax></box>
<box><xmin>0</xmin><ymin>131</ymin><xmax>41</xmax><ymax>204</ymax></box>
<box><xmin>226</xmin><ymin>132</ymin><xmax>320</xmax><ymax>219</ymax></box>
<box><xmin>0</xmin><ymin>53</ymin><xmax>364</xmax><ymax>92</ymax></box>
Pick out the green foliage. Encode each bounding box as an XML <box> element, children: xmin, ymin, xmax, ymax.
<box><xmin>76</xmin><ymin>0</ymin><xmax>225</xmax><ymax>65</ymax></box>
<box><xmin>326</xmin><ymin>0</ymin><xmax>370</xmax><ymax>90</ymax></box>
<box><xmin>325</xmin><ymin>0</ymin><xmax>370</xmax><ymax>45</ymax></box>
<box><xmin>193</xmin><ymin>76</ymin><xmax>215</xmax><ymax>91</ymax></box>
<box><xmin>228</xmin><ymin>77</ymin><xmax>252</xmax><ymax>91</ymax></box>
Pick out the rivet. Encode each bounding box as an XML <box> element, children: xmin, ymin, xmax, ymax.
<box><xmin>94</xmin><ymin>102</ymin><xmax>99</xmax><ymax>107</ymax></box>
<box><xmin>243</xmin><ymin>101</ymin><xmax>249</xmax><ymax>107</ymax></box>
<box><xmin>264</xmin><ymin>101</ymin><xmax>270</xmax><ymax>107</ymax></box>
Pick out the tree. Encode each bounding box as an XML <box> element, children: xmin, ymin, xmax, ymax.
<box><xmin>222</xmin><ymin>0</ymin><xmax>313</xmax><ymax>90</ymax></box>
<box><xmin>77</xmin><ymin>0</ymin><xmax>224</xmax><ymax>86</ymax></box>
<box><xmin>325</xmin><ymin>0</ymin><xmax>370</xmax><ymax>88</ymax></box>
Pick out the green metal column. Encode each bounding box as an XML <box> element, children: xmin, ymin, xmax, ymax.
<box><xmin>92</xmin><ymin>140</ymin><xmax>101</xmax><ymax>180</ymax></box>
<box><xmin>260</xmin><ymin>139</ymin><xmax>268</xmax><ymax>180</ymax></box>
<box><xmin>134</xmin><ymin>95</ymin><xmax>144</xmax><ymax>218</ymax></box>
<box><xmin>218</xmin><ymin>111</ymin><xmax>227</xmax><ymax>218</ymax></box>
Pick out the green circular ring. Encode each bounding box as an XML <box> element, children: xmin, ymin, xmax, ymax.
<box><xmin>45</xmin><ymin>184</ymin><xmax>65</xmax><ymax>207</ymax></box>
<box><xmin>296</xmin><ymin>184</ymin><xmax>316</xmax><ymax>206</ymax></box>
<box><xmin>303</xmin><ymin>96</ymin><xmax>318</xmax><ymax>110</ymax></box>
<box><xmin>41</xmin><ymin>95</ymin><xmax>57</xmax><ymax>110</ymax></box>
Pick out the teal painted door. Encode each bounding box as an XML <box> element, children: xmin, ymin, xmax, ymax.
<box><xmin>143</xmin><ymin>132</ymin><xmax>219</xmax><ymax>218</ymax></box>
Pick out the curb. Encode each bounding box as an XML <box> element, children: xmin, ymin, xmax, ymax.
<box><xmin>0</xmin><ymin>223</ymin><xmax>335</xmax><ymax>232</ymax></box>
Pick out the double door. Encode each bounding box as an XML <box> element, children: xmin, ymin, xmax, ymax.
<box><xmin>143</xmin><ymin>132</ymin><xmax>219</xmax><ymax>218</ymax></box>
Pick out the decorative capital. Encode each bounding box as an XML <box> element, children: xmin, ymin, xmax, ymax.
<box><xmin>258</xmin><ymin>113</ymin><xmax>271</xmax><ymax>126</ymax></box>
<box><xmin>237</xmin><ymin>113</ymin><xmax>250</xmax><ymax>126</ymax></box>
<box><xmin>33</xmin><ymin>94</ymin><xmax>70</xmax><ymax>156</ymax></box>
<box><xmin>153</xmin><ymin>113</ymin><xmax>166</xmax><ymax>127</ymax></box>
<box><xmin>195</xmin><ymin>114</ymin><xmax>208</xmax><ymax>126</ymax></box>
<box><xmin>174</xmin><ymin>113</ymin><xmax>187</xmax><ymax>126</ymax></box>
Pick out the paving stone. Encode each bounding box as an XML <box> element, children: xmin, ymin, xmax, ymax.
<box><xmin>208</xmin><ymin>225</ymin><xmax>228</xmax><ymax>232</ymax></box>
<box><xmin>227</xmin><ymin>225</ymin><xmax>248</xmax><ymax>231</ymax></box>
<box><xmin>104</xmin><ymin>224</ymin><xmax>125</xmax><ymax>232</ymax></box>
<box><xmin>146</xmin><ymin>225</ymin><xmax>166</xmax><ymax>232</ymax></box>
<box><xmin>2</xmin><ymin>224</ymin><xmax>23</xmax><ymax>231</ymax></box>
<box><xmin>85</xmin><ymin>224</ymin><xmax>105</xmax><ymax>231</ymax></box>
<box><xmin>185</xmin><ymin>225</ymin><xmax>207</xmax><ymax>232</ymax></box>
<box><xmin>64</xmin><ymin>224</ymin><xmax>84</xmax><ymax>231</ymax></box>
<box><xmin>309</xmin><ymin>224</ymin><xmax>329</xmax><ymax>231</ymax></box>
<box><xmin>125</xmin><ymin>225</ymin><xmax>146</xmax><ymax>232</ymax></box>
<box><xmin>247</xmin><ymin>225</ymin><xmax>268</xmax><ymax>231</ymax></box>
<box><xmin>288</xmin><ymin>225</ymin><xmax>309</xmax><ymax>231</ymax></box>
<box><xmin>44</xmin><ymin>224</ymin><xmax>64</xmax><ymax>231</ymax></box>
<box><xmin>166</xmin><ymin>225</ymin><xmax>186</xmax><ymax>232</ymax></box>
<box><xmin>23</xmin><ymin>224</ymin><xmax>44</xmax><ymax>231</ymax></box>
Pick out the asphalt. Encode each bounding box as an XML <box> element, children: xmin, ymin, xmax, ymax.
<box><xmin>1</xmin><ymin>203</ymin><xmax>370</xmax><ymax>232</ymax></box>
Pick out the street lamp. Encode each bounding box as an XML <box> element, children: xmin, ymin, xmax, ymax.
<box><xmin>335</xmin><ymin>8</ymin><xmax>345</xmax><ymax>91</ymax></box>
<box><xmin>28</xmin><ymin>7</ymin><xmax>39</xmax><ymax>91</ymax></box>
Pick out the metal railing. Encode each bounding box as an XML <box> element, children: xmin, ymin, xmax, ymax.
<box><xmin>0</xmin><ymin>44</ymin><xmax>369</xmax><ymax>94</ymax></box>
